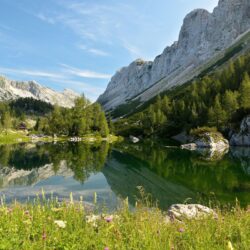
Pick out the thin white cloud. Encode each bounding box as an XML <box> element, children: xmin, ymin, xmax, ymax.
<box><xmin>36</xmin><ymin>13</ymin><xmax>56</xmax><ymax>24</ymax></box>
<box><xmin>0</xmin><ymin>67</ymin><xmax>62</xmax><ymax>79</ymax></box>
<box><xmin>122</xmin><ymin>41</ymin><xmax>142</xmax><ymax>59</ymax></box>
<box><xmin>88</xmin><ymin>48</ymin><xmax>109</xmax><ymax>57</ymax></box>
<box><xmin>61</xmin><ymin>64</ymin><xmax>111</xmax><ymax>79</ymax></box>
<box><xmin>78</xmin><ymin>44</ymin><xmax>110</xmax><ymax>57</ymax></box>
<box><xmin>52</xmin><ymin>78</ymin><xmax>105</xmax><ymax>94</ymax></box>
<box><xmin>0</xmin><ymin>66</ymin><xmax>106</xmax><ymax>101</ymax></box>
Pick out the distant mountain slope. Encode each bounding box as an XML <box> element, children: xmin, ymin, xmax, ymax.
<box><xmin>0</xmin><ymin>76</ymin><xmax>80</xmax><ymax>108</ymax></box>
<box><xmin>98</xmin><ymin>0</ymin><xmax>250</xmax><ymax>113</ymax></box>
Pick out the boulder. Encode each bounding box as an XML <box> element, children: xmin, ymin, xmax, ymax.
<box><xmin>129</xmin><ymin>136</ymin><xmax>140</xmax><ymax>143</ymax></box>
<box><xmin>168</xmin><ymin>204</ymin><xmax>217</xmax><ymax>220</ymax></box>
<box><xmin>172</xmin><ymin>131</ymin><xmax>191</xmax><ymax>144</ymax></box>
<box><xmin>230</xmin><ymin>116</ymin><xmax>250</xmax><ymax>146</ymax></box>
<box><xmin>194</xmin><ymin>132</ymin><xmax>229</xmax><ymax>150</ymax></box>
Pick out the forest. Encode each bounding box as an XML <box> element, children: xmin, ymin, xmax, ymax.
<box><xmin>114</xmin><ymin>52</ymin><xmax>250</xmax><ymax>137</ymax></box>
<box><xmin>0</xmin><ymin>96</ymin><xmax>110</xmax><ymax>137</ymax></box>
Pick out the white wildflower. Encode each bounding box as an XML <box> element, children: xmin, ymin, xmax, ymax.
<box><xmin>54</xmin><ymin>220</ymin><xmax>67</xmax><ymax>228</ymax></box>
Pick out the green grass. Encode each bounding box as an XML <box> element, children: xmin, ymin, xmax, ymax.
<box><xmin>0</xmin><ymin>130</ymin><xmax>30</xmax><ymax>145</ymax></box>
<box><xmin>0</xmin><ymin>195</ymin><xmax>249</xmax><ymax>250</ymax></box>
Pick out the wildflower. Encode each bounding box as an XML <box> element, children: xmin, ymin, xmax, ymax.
<box><xmin>104</xmin><ymin>247</ymin><xmax>109</xmax><ymax>250</ymax></box>
<box><xmin>54</xmin><ymin>220</ymin><xmax>67</xmax><ymax>228</ymax></box>
<box><xmin>227</xmin><ymin>241</ymin><xmax>234</xmax><ymax>250</ymax></box>
<box><xmin>85</xmin><ymin>215</ymin><xmax>100</xmax><ymax>228</ymax></box>
<box><xmin>24</xmin><ymin>210</ymin><xmax>29</xmax><ymax>215</ymax></box>
<box><xmin>105</xmin><ymin>216</ymin><xmax>113</xmax><ymax>223</ymax></box>
<box><xmin>178</xmin><ymin>227</ymin><xmax>185</xmax><ymax>233</ymax></box>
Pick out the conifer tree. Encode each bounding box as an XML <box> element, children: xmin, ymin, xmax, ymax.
<box><xmin>239</xmin><ymin>72</ymin><xmax>250</xmax><ymax>109</ymax></box>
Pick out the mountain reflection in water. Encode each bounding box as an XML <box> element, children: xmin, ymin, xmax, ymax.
<box><xmin>0</xmin><ymin>141</ymin><xmax>249</xmax><ymax>209</ymax></box>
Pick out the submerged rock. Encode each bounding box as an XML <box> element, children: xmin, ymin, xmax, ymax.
<box><xmin>168</xmin><ymin>204</ymin><xmax>217</xmax><ymax>221</ymax></box>
<box><xmin>180</xmin><ymin>143</ymin><xmax>197</xmax><ymax>150</ymax></box>
<box><xmin>230</xmin><ymin>116</ymin><xmax>250</xmax><ymax>146</ymax></box>
<box><xmin>129</xmin><ymin>136</ymin><xmax>140</xmax><ymax>143</ymax></box>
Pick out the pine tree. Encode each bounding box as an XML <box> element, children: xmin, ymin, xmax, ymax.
<box><xmin>209</xmin><ymin>95</ymin><xmax>226</xmax><ymax>128</ymax></box>
<box><xmin>222</xmin><ymin>90</ymin><xmax>239</xmax><ymax>120</ymax></box>
<box><xmin>1</xmin><ymin>111</ymin><xmax>12</xmax><ymax>134</ymax></box>
<box><xmin>99</xmin><ymin>112</ymin><xmax>109</xmax><ymax>137</ymax></box>
<box><xmin>239</xmin><ymin>72</ymin><xmax>250</xmax><ymax>109</ymax></box>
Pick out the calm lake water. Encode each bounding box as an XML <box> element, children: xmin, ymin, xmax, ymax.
<box><xmin>0</xmin><ymin>141</ymin><xmax>249</xmax><ymax>209</ymax></box>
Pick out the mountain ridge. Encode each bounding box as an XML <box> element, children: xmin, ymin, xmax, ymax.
<box><xmin>98</xmin><ymin>0</ymin><xmax>250</xmax><ymax>112</ymax></box>
<box><xmin>0</xmin><ymin>75</ymin><xmax>80</xmax><ymax>108</ymax></box>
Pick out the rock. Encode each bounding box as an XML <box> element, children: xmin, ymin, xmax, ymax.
<box><xmin>172</xmin><ymin>132</ymin><xmax>192</xmax><ymax>144</ymax></box>
<box><xmin>194</xmin><ymin>132</ymin><xmax>229</xmax><ymax>151</ymax></box>
<box><xmin>168</xmin><ymin>204</ymin><xmax>217</xmax><ymax>220</ymax></box>
<box><xmin>230</xmin><ymin>116</ymin><xmax>250</xmax><ymax>146</ymax></box>
<box><xmin>196</xmin><ymin>147</ymin><xmax>229</xmax><ymax>161</ymax></box>
<box><xmin>230</xmin><ymin>147</ymin><xmax>250</xmax><ymax>175</ymax></box>
<box><xmin>98</xmin><ymin>0</ymin><xmax>250</xmax><ymax>111</ymax></box>
<box><xmin>0</xmin><ymin>76</ymin><xmax>80</xmax><ymax>108</ymax></box>
<box><xmin>129</xmin><ymin>136</ymin><xmax>140</xmax><ymax>143</ymax></box>
<box><xmin>180</xmin><ymin>143</ymin><xmax>197</xmax><ymax>150</ymax></box>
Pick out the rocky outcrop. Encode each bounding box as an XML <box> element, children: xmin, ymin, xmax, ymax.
<box><xmin>230</xmin><ymin>116</ymin><xmax>250</xmax><ymax>146</ymax></box>
<box><xmin>168</xmin><ymin>204</ymin><xmax>217</xmax><ymax>221</ymax></box>
<box><xmin>193</xmin><ymin>132</ymin><xmax>229</xmax><ymax>150</ymax></box>
<box><xmin>180</xmin><ymin>132</ymin><xmax>229</xmax><ymax>151</ymax></box>
<box><xmin>98</xmin><ymin>0</ymin><xmax>250</xmax><ymax>111</ymax></box>
<box><xmin>0</xmin><ymin>76</ymin><xmax>80</xmax><ymax>107</ymax></box>
<box><xmin>180</xmin><ymin>132</ymin><xmax>229</xmax><ymax>160</ymax></box>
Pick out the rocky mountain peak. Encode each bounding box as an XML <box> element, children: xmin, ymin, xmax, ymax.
<box><xmin>98</xmin><ymin>0</ymin><xmax>250</xmax><ymax>112</ymax></box>
<box><xmin>0</xmin><ymin>75</ymin><xmax>80</xmax><ymax>107</ymax></box>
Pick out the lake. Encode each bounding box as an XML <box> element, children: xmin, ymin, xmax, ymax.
<box><xmin>0</xmin><ymin>141</ymin><xmax>249</xmax><ymax>209</ymax></box>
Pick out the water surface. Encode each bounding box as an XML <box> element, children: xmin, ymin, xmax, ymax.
<box><xmin>0</xmin><ymin>141</ymin><xmax>249</xmax><ymax>209</ymax></box>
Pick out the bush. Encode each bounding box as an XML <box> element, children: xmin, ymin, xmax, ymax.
<box><xmin>190</xmin><ymin>126</ymin><xmax>218</xmax><ymax>137</ymax></box>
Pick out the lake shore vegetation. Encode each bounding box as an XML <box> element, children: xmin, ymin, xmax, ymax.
<box><xmin>0</xmin><ymin>194</ymin><xmax>249</xmax><ymax>250</ymax></box>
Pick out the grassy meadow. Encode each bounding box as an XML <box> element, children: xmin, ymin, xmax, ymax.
<box><xmin>0</xmin><ymin>194</ymin><xmax>249</xmax><ymax>250</ymax></box>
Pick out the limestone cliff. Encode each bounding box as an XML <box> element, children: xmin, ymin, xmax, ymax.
<box><xmin>98</xmin><ymin>0</ymin><xmax>250</xmax><ymax>111</ymax></box>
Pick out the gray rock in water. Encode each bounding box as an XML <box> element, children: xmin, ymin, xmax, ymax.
<box><xmin>180</xmin><ymin>143</ymin><xmax>197</xmax><ymax>150</ymax></box>
<box><xmin>129</xmin><ymin>136</ymin><xmax>140</xmax><ymax>143</ymax></box>
<box><xmin>230</xmin><ymin>116</ymin><xmax>250</xmax><ymax>146</ymax></box>
<box><xmin>194</xmin><ymin>132</ymin><xmax>229</xmax><ymax>151</ymax></box>
<box><xmin>168</xmin><ymin>204</ymin><xmax>217</xmax><ymax>220</ymax></box>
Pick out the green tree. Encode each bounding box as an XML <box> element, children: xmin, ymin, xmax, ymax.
<box><xmin>239</xmin><ymin>72</ymin><xmax>250</xmax><ymax>109</ymax></box>
<box><xmin>1</xmin><ymin>112</ymin><xmax>12</xmax><ymax>133</ymax></box>
<box><xmin>208</xmin><ymin>95</ymin><xmax>227</xmax><ymax>128</ymax></box>
<box><xmin>222</xmin><ymin>90</ymin><xmax>239</xmax><ymax>120</ymax></box>
<box><xmin>99</xmin><ymin>112</ymin><xmax>109</xmax><ymax>137</ymax></box>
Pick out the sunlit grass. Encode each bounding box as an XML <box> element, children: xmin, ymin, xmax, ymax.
<box><xmin>0</xmin><ymin>192</ymin><xmax>249</xmax><ymax>250</ymax></box>
<box><xmin>0</xmin><ymin>130</ymin><xmax>30</xmax><ymax>145</ymax></box>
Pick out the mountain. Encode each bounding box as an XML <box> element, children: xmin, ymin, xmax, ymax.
<box><xmin>0</xmin><ymin>75</ymin><xmax>80</xmax><ymax>108</ymax></box>
<box><xmin>98</xmin><ymin>0</ymin><xmax>250</xmax><ymax>113</ymax></box>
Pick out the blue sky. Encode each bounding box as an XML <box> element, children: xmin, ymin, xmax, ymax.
<box><xmin>0</xmin><ymin>0</ymin><xmax>218</xmax><ymax>101</ymax></box>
